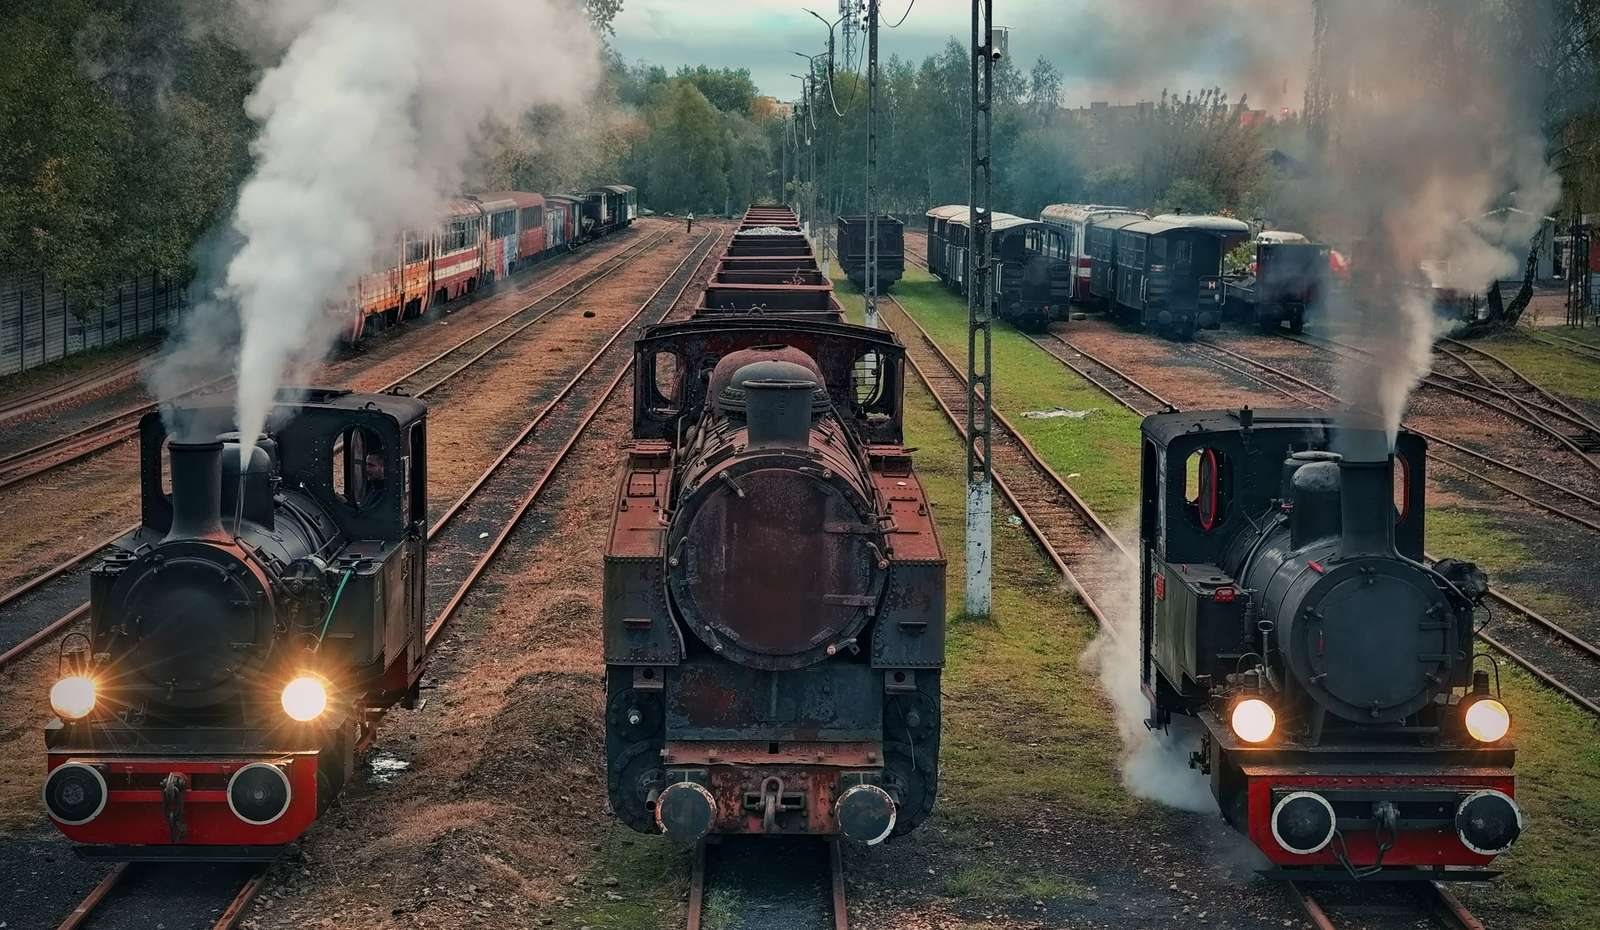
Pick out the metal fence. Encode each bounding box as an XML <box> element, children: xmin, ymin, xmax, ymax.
<box><xmin>0</xmin><ymin>270</ymin><xmax>189</xmax><ymax>377</ymax></box>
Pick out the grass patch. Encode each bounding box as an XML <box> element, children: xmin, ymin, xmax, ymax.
<box><xmin>572</xmin><ymin>826</ymin><xmax>683</xmax><ymax>929</ymax></box>
<box><xmin>834</xmin><ymin>269</ymin><xmax>1144</xmax><ymax>524</ymax></box>
<box><xmin>1469</xmin><ymin>329</ymin><xmax>1600</xmax><ymax>403</ymax></box>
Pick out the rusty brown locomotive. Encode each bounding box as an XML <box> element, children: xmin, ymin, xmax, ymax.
<box><xmin>603</xmin><ymin>206</ymin><xmax>945</xmax><ymax>845</ymax></box>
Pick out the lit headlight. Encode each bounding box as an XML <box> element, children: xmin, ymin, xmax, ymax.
<box><xmin>1230</xmin><ymin>698</ymin><xmax>1276</xmax><ymax>744</ymax></box>
<box><xmin>50</xmin><ymin>675</ymin><xmax>97</xmax><ymax>720</ymax></box>
<box><xmin>1465</xmin><ymin>698</ymin><xmax>1510</xmax><ymax>743</ymax></box>
<box><xmin>281</xmin><ymin>675</ymin><xmax>328</xmax><ymax>722</ymax></box>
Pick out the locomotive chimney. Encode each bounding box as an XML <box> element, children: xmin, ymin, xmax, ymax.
<box><xmin>1285</xmin><ymin>451</ymin><xmax>1342</xmax><ymax>548</ymax></box>
<box><xmin>1335</xmin><ymin>425</ymin><xmax>1395</xmax><ymax>558</ymax></box>
<box><xmin>744</xmin><ymin>377</ymin><xmax>816</xmax><ymax>450</ymax></box>
<box><xmin>166</xmin><ymin>439</ymin><xmax>227</xmax><ymax>542</ymax></box>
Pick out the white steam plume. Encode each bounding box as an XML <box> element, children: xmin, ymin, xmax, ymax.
<box><xmin>1300</xmin><ymin>1</ymin><xmax>1562</xmax><ymax>442</ymax></box>
<box><xmin>1080</xmin><ymin>548</ymin><xmax>1216</xmax><ymax>813</ymax></box>
<box><xmin>153</xmin><ymin>0</ymin><xmax>600</xmax><ymax>446</ymax></box>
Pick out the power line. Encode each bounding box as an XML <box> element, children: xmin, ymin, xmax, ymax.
<box><xmin>887</xmin><ymin>0</ymin><xmax>914</xmax><ymax>28</ymax></box>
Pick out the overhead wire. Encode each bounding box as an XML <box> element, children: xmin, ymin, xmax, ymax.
<box><xmin>886</xmin><ymin>0</ymin><xmax>914</xmax><ymax>28</ymax></box>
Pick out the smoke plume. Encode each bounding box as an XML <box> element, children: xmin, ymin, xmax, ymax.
<box><xmin>152</xmin><ymin>0</ymin><xmax>601</xmax><ymax>446</ymax></box>
<box><xmin>1069</xmin><ymin>2</ymin><xmax>1314</xmax><ymax>109</ymax></box>
<box><xmin>1080</xmin><ymin>549</ymin><xmax>1216</xmax><ymax>813</ymax></box>
<box><xmin>1301</xmin><ymin>0</ymin><xmax>1562</xmax><ymax>442</ymax></box>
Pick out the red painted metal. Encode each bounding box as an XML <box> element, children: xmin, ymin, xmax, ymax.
<box><xmin>1242</xmin><ymin>768</ymin><xmax>1513</xmax><ymax>867</ymax></box>
<box><xmin>46</xmin><ymin>754</ymin><xmax>318</xmax><ymax>847</ymax></box>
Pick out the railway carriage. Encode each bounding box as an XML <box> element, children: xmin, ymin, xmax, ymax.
<box><xmin>43</xmin><ymin>389</ymin><xmax>429</xmax><ymax>859</ymax></box>
<box><xmin>1039</xmin><ymin>204</ymin><xmax>1147</xmax><ymax>302</ymax></box>
<box><xmin>924</xmin><ymin>205</ymin><xmax>1073</xmax><ymax>331</ymax></box>
<box><xmin>432</xmin><ymin>198</ymin><xmax>489</xmax><ymax>307</ymax></box>
<box><xmin>1141</xmin><ymin>408</ymin><xmax>1521</xmax><ymax>879</ymax></box>
<box><xmin>1084</xmin><ymin>213</ymin><xmax>1149</xmax><ymax>309</ymax></box>
<box><xmin>544</xmin><ymin>194</ymin><xmax>582</xmax><ymax>250</ymax></box>
<box><xmin>1112</xmin><ymin>214</ymin><xmax>1250</xmax><ymax>339</ymax></box>
<box><xmin>473</xmin><ymin>191</ymin><xmax>549</xmax><ymax>276</ymax></box>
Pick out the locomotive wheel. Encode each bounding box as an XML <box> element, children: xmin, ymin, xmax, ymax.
<box><xmin>606</xmin><ymin>688</ymin><xmax>664</xmax><ymax>745</ymax></box>
<box><xmin>882</xmin><ymin>741</ymin><xmax>937</xmax><ymax>836</ymax></box>
<box><xmin>608</xmin><ymin>741</ymin><xmax>665</xmax><ymax>834</ymax></box>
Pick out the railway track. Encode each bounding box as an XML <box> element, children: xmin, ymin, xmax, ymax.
<box><xmin>0</xmin><ymin>229</ymin><xmax>677</xmax><ymax>672</ymax></box>
<box><xmin>1292</xmin><ymin>880</ymin><xmax>1485</xmax><ymax>930</ymax></box>
<box><xmin>1281</xmin><ymin>330</ymin><xmax>1600</xmax><ymax>484</ymax></box>
<box><xmin>687</xmin><ymin>839</ymin><xmax>848</xmax><ymax>930</ymax></box>
<box><xmin>0</xmin><ymin>346</ymin><xmax>158</xmax><ymax>426</ymax></box>
<box><xmin>1435</xmin><ymin>335</ymin><xmax>1600</xmax><ymax>453</ymax></box>
<box><xmin>40</xmin><ymin>227</ymin><xmax>725</xmax><ymax>930</ymax></box>
<box><xmin>0</xmin><ymin>228</ymin><xmax>665</xmax><ymax>494</ymax></box>
<box><xmin>54</xmin><ymin>862</ymin><xmax>265</xmax><ymax>930</ymax></box>
<box><xmin>420</xmin><ymin>226</ymin><xmax>723</xmax><ymax>643</ymax></box>
<box><xmin>1522</xmin><ymin>328</ymin><xmax>1600</xmax><ymax>364</ymax></box>
<box><xmin>875</xmin><ymin>295</ymin><xmax>1130</xmax><ymax>630</ymax></box>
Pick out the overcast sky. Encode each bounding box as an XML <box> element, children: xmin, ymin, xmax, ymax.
<box><xmin>611</xmin><ymin>0</ymin><xmax>1311</xmax><ymax>111</ymax></box>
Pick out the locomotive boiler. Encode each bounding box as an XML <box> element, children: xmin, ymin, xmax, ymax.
<box><xmin>42</xmin><ymin>389</ymin><xmax>427</xmax><ymax>859</ymax></box>
<box><xmin>604</xmin><ymin>316</ymin><xmax>945</xmax><ymax>846</ymax></box>
<box><xmin>1140</xmin><ymin>408</ymin><xmax>1521</xmax><ymax>879</ymax></box>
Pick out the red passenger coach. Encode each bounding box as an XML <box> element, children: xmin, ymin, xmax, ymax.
<box><xmin>433</xmin><ymin>199</ymin><xmax>487</xmax><ymax>305</ymax></box>
<box><xmin>545</xmin><ymin>194</ymin><xmax>582</xmax><ymax>251</ymax></box>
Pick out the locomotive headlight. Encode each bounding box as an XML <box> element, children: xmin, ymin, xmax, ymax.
<box><xmin>1230</xmin><ymin>698</ymin><xmax>1276</xmax><ymax>744</ymax></box>
<box><xmin>281</xmin><ymin>675</ymin><xmax>328</xmax><ymax>722</ymax></box>
<box><xmin>49</xmin><ymin>675</ymin><xmax>97</xmax><ymax>720</ymax></box>
<box><xmin>1465</xmin><ymin>698</ymin><xmax>1511</xmax><ymax>743</ymax></box>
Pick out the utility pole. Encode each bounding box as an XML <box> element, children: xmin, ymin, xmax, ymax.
<box><xmin>864</xmin><ymin>0</ymin><xmax>880</xmax><ymax>328</ymax></box>
<box><xmin>966</xmin><ymin>0</ymin><xmax>995</xmax><ymax>618</ymax></box>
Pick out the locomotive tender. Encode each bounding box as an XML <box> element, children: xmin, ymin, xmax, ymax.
<box><xmin>43</xmin><ymin>389</ymin><xmax>427</xmax><ymax>859</ymax></box>
<box><xmin>835</xmin><ymin>214</ymin><xmax>906</xmax><ymax>293</ymax></box>
<box><xmin>604</xmin><ymin>206</ymin><xmax>945</xmax><ymax>846</ymax></box>
<box><xmin>1140</xmin><ymin>408</ymin><xmax>1521</xmax><ymax>879</ymax></box>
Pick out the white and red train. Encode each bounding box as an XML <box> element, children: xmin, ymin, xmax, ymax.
<box><xmin>345</xmin><ymin>184</ymin><xmax>638</xmax><ymax>341</ymax></box>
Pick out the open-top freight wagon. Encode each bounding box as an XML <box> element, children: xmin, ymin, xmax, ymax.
<box><xmin>835</xmin><ymin>215</ymin><xmax>905</xmax><ymax>293</ymax></box>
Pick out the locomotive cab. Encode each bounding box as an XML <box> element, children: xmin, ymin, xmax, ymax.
<box><xmin>1139</xmin><ymin>408</ymin><xmax>1520</xmax><ymax>880</ymax></box>
<box><xmin>42</xmin><ymin>389</ymin><xmax>427</xmax><ymax>860</ymax></box>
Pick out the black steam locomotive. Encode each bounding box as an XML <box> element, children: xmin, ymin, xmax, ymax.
<box><xmin>604</xmin><ymin>212</ymin><xmax>944</xmax><ymax>847</ymax></box>
<box><xmin>1140</xmin><ymin>409</ymin><xmax>1521</xmax><ymax>879</ymax></box>
<box><xmin>43</xmin><ymin>389</ymin><xmax>427</xmax><ymax>859</ymax></box>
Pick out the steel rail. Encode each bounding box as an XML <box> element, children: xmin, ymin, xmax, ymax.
<box><xmin>424</xmin><ymin>227</ymin><xmax>724</xmax><ymax>644</ymax></box>
<box><xmin>1284</xmin><ymin>331</ymin><xmax>1600</xmax><ymax>481</ymax></box>
<box><xmin>876</xmin><ymin>295</ymin><xmax>1122</xmax><ymax>634</ymax></box>
<box><xmin>685</xmin><ymin>840</ymin><xmax>848</xmax><ymax>930</ymax></box>
<box><xmin>0</xmin><ymin>347</ymin><xmax>157</xmax><ymax>425</ymax></box>
<box><xmin>1438</xmin><ymin>335</ymin><xmax>1600</xmax><ymax>437</ymax></box>
<box><xmin>53</xmin><ymin>863</ymin><xmax>128</xmax><ymax>930</ymax></box>
<box><xmin>0</xmin><ymin>230</ymin><xmax>677</xmax><ymax>672</ymax></box>
<box><xmin>1524</xmin><ymin>328</ymin><xmax>1600</xmax><ymax>363</ymax></box>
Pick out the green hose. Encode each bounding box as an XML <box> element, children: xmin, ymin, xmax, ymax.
<box><xmin>314</xmin><ymin>568</ymin><xmax>356</xmax><ymax>651</ymax></box>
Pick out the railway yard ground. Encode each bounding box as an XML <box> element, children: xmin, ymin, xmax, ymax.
<box><xmin>1</xmin><ymin>223</ymin><xmax>1598</xmax><ymax>930</ymax></box>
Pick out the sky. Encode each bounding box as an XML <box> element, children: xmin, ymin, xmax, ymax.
<box><xmin>610</xmin><ymin>0</ymin><xmax>1311</xmax><ymax>112</ymax></box>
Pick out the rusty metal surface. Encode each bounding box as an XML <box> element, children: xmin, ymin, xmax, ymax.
<box><xmin>664</xmin><ymin>740</ymin><xmax>880</xmax><ymax>767</ymax></box>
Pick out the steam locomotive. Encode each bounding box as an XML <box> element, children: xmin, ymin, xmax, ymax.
<box><xmin>1140</xmin><ymin>408</ymin><xmax>1521</xmax><ymax>879</ymax></box>
<box><xmin>42</xmin><ymin>389</ymin><xmax>427</xmax><ymax>859</ymax></box>
<box><xmin>603</xmin><ymin>206</ymin><xmax>945</xmax><ymax>846</ymax></box>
